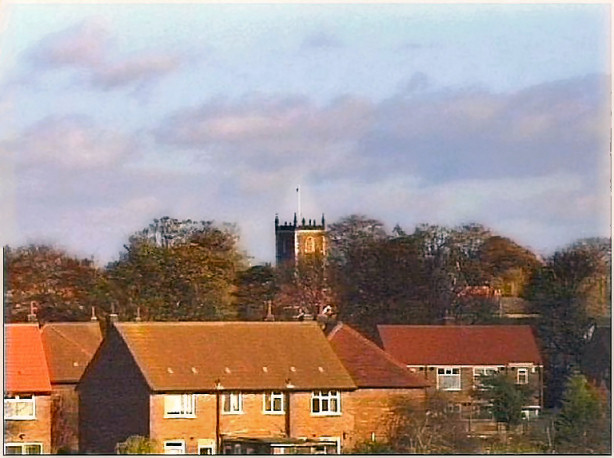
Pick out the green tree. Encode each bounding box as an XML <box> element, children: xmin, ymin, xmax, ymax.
<box><xmin>115</xmin><ymin>435</ymin><xmax>158</xmax><ymax>454</ymax></box>
<box><xmin>475</xmin><ymin>373</ymin><xmax>533</xmax><ymax>428</ymax></box>
<box><xmin>528</xmin><ymin>238</ymin><xmax>610</xmax><ymax>406</ymax></box>
<box><xmin>555</xmin><ymin>374</ymin><xmax>611</xmax><ymax>454</ymax></box>
<box><xmin>234</xmin><ymin>264</ymin><xmax>278</xmax><ymax>320</ymax></box>
<box><xmin>106</xmin><ymin>217</ymin><xmax>246</xmax><ymax>321</ymax></box>
<box><xmin>4</xmin><ymin>245</ymin><xmax>103</xmax><ymax>323</ymax></box>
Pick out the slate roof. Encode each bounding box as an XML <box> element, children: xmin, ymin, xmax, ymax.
<box><xmin>378</xmin><ymin>325</ymin><xmax>543</xmax><ymax>366</ymax></box>
<box><xmin>41</xmin><ymin>322</ymin><xmax>103</xmax><ymax>384</ymax></box>
<box><xmin>5</xmin><ymin>324</ymin><xmax>52</xmax><ymax>393</ymax></box>
<box><xmin>114</xmin><ymin>321</ymin><xmax>357</xmax><ymax>392</ymax></box>
<box><xmin>328</xmin><ymin>323</ymin><xmax>429</xmax><ymax>389</ymax></box>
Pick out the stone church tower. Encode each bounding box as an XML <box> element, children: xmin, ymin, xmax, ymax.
<box><xmin>275</xmin><ymin>213</ymin><xmax>327</xmax><ymax>266</ymax></box>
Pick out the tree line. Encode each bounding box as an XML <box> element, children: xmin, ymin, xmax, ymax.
<box><xmin>3</xmin><ymin>214</ymin><xmax>611</xmax><ymax>412</ymax></box>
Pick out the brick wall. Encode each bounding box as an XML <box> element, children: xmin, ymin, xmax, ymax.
<box><xmin>4</xmin><ymin>394</ymin><xmax>52</xmax><ymax>454</ymax></box>
<box><xmin>78</xmin><ymin>328</ymin><xmax>150</xmax><ymax>454</ymax></box>
<box><xmin>346</xmin><ymin>388</ymin><xmax>426</xmax><ymax>449</ymax></box>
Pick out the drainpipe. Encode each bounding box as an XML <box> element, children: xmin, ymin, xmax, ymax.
<box><xmin>215</xmin><ymin>380</ymin><xmax>222</xmax><ymax>454</ymax></box>
<box><xmin>285</xmin><ymin>391</ymin><xmax>291</xmax><ymax>437</ymax></box>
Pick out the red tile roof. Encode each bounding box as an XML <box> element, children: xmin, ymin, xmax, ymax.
<box><xmin>5</xmin><ymin>324</ymin><xmax>52</xmax><ymax>393</ymax></box>
<box><xmin>328</xmin><ymin>323</ymin><xmax>429</xmax><ymax>389</ymax></box>
<box><xmin>41</xmin><ymin>322</ymin><xmax>103</xmax><ymax>383</ymax></box>
<box><xmin>115</xmin><ymin>321</ymin><xmax>356</xmax><ymax>392</ymax></box>
<box><xmin>378</xmin><ymin>325</ymin><xmax>543</xmax><ymax>366</ymax></box>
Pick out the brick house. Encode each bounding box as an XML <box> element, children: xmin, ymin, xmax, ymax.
<box><xmin>327</xmin><ymin>323</ymin><xmax>429</xmax><ymax>445</ymax></box>
<box><xmin>41</xmin><ymin>321</ymin><xmax>103</xmax><ymax>453</ymax></box>
<box><xmin>378</xmin><ymin>325</ymin><xmax>543</xmax><ymax>425</ymax></box>
<box><xmin>4</xmin><ymin>324</ymin><xmax>52</xmax><ymax>454</ymax></box>
<box><xmin>78</xmin><ymin>321</ymin><xmax>359</xmax><ymax>454</ymax></box>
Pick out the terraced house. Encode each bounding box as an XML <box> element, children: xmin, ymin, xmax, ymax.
<box><xmin>4</xmin><ymin>324</ymin><xmax>52</xmax><ymax>454</ymax></box>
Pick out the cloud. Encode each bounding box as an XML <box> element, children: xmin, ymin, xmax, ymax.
<box><xmin>12</xmin><ymin>115</ymin><xmax>138</xmax><ymax>170</ymax></box>
<box><xmin>301</xmin><ymin>31</ymin><xmax>344</xmax><ymax>49</ymax></box>
<box><xmin>28</xmin><ymin>19</ymin><xmax>182</xmax><ymax>89</ymax></box>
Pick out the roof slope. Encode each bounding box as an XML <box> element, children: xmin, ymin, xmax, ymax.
<box><xmin>328</xmin><ymin>323</ymin><xmax>429</xmax><ymax>389</ymax></box>
<box><xmin>115</xmin><ymin>321</ymin><xmax>356</xmax><ymax>392</ymax></box>
<box><xmin>41</xmin><ymin>322</ymin><xmax>103</xmax><ymax>383</ymax></box>
<box><xmin>378</xmin><ymin>325</ymin><xmax>543</xmax><ymax>366</ymax></box>
<box><xmin>5</xmin><ymin>324</ymin><xmax>52</xmax><ymax>393</ymax></box>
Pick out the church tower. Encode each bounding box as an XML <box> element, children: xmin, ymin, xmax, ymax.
<box><xmin>274</xmin><ymin>213</ymin><xmax>327</xmax><ymax>266</ymax></box>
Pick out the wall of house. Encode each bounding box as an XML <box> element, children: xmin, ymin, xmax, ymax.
<box><xmin>78</xmin><ymin>328</ymin><xmax>150</xmax><ymax>454</ymax></box>
<box><xmin>289</xmin><ymin>391</ymin><xmax>354</xmax><ymax>452</ymax></box>
<box><xmin>411</xmin><ymin>365</ymin><xmax>542</xmax><ymax>406</ymax></box>
<box><xmin>50</xmin><ymin>384</ymin><xmax>79</xmax><ymax>453</ymax></box>
<box><xmin>4</xmin><ymin>394</ymin><xmax>52</xmax><ymax>454</ymax></box>
<box><xmin>345</xmin><ymin>388</ymin><xmax>426</xmax><ymax>449</ymax></box>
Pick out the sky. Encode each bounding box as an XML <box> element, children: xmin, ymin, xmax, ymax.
<box><xmin>0</xmin><ymin>2</ymin><xmax>611</xmax><ymax>266</ymax></box>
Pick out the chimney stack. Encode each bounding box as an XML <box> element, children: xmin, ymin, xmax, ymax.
<box><xmin>27</xmin><ymin>302</ymin><xmax>37</xmax><ymax>323</ymax></box>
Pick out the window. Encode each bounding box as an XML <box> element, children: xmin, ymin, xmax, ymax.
<box><xmin>473</xmin><ymin>367</ymin><xmax>499</xmax><ymax>389</ymax></box>
<box><xmin>164</xmin><ymin>441</ymin><xmax>185</xmax><ymax>454</ymax></box>
<box><xmin>263</xmin><ymin>392</ymin><xmax>285</xmax><ymax>414</ymax></box>
<box><xmin>222</xmin><ymin>392</ymin><xmax>243</xmax><ymax>414</ymax></box>
<box><xmin>311</xmin><ymin>391</ymin><xmax>341</xmax><ymax>415</ymax></box>
<box><xmin>517</xmin><ymin>368</ymin><xmax>529</xmax><ymax>385</ymax></box>
<box><xmin>304</xmin><ymin>237</ymin><xmax>315</xmax><ymax>254</ymax></box>
<box><xmin>4</xmin><ymin>443</ymin><xmax>43</xmax><ymax>454</ymax></box>
<box><xmin>197</xmin><ymin>439</ymin><xmax>215</xmax><ymax>455</ymax></box>
<box><xmin>4</xmin><ymin>395</ymin><xmax>35</xmax><ymax>420</ymax></box>
<box><xmin>437</xmin><ymin>367</ymin><xmax>461</xmax><ymax>391</ymax></box>
<box><xmin>164</xmin><ymin>394</ymin><xmax>195</xmax><ymax>418</ymax></box>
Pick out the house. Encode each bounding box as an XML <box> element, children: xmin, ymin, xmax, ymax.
<box><xmin>78</xmin><ymin>321</ymin><xmax>358</xmax><ymax>454</ymax></box>
<box><xmin>378</xmin><ymin>325</ymin><xmax>543</xmax><ymax>426</ymax></box>
<box><xmin>4</xmin><ymin>324</ymin><xmax>52</xmax><ymax>454</ymax></box>
<box><xmin>327</xmin><ymin>323</ymin><xmax>429</xmax><ymax>444</ymax></box>
<box><xmin>41</xmin><ymin>321</ymin><xmax>103</xmax><ymax>453</ymax></box>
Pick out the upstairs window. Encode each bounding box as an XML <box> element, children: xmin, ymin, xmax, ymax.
<box><xmin>164</xmin><ymin>394</ymin><xmax>195</xmax><ymax>418</ymax></box>
<box><xmin>311</xmin><ymin>391</ymin><xmax>341</xmax><ymax>415</ymax></box>
<box><xmin>263</xmin><ymin>392</ymin><xmax>285</xmax><ymax>414</ymax></box>
<box><xmin>222</xmin><ymin>392</ymin><xmax>243</xmax><ymax>414</ymax></box>
<box><xmin>437</xmin><ymin>367</ymin><xmax>461</xmax><ymax>391</ymax></box>
<box><xmin>517</xmin><ymin>368</ymin><xmax>529</xmax><ymax>385</ymax></box>
<box><xmin>4</xmin><ymin>395</ymin><xmax>35</xmax><ymax>420</ymax></box>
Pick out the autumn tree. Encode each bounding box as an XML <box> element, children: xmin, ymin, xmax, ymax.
<box><xmin>4</xmin><ymin>245</ymin><xmax>103</xmax><ymax>323</ymax></box>
<box><xmin>234</xmin><ymin>264</ymin><xmax>278</xmax><ymax>320</ymax></box>
<box><xmin>105</xmin><ymin>217</ymin><xmax>247</xmax><ymax>321</ymax></box>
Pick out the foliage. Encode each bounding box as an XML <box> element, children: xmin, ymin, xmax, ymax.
<box><xmin>115</xmin><ymin>435</ymin><xmax>158</xmax><ymax>454</ymax></box>
<box><xmin>4</xmin><ymin>245</ymin><xmax>103</xmax><ymax>323</ymax></box>
<box><xmin>350</xmin><ymin>440</ymin><xmax>395</xmax><ymax>454</ymax></box>
<box><xmin>474</xmin><ymin>373</ymin><xmax>533</xmax><ymax>427</ymax></box>
<box><xmin>386</xmin><ymin>392</ymin><xmax>481</xmax><ymax>454</ymax></box>
<box><xmin>554</xmin><ymin>374</ymin><xmax>611</xmax><ymax>454</ymax></box>
<box><xmin>234</xmin><ymin>264</ymin><xmax>278</xmax><ymax>320</ymax></box>
<box><xmin>105</xmin><ymin>217</ymin><xmax>247</xmax><ymax>321</ymax></box>
<box><xmin>528</xmin><ymin>238</ymin><xmax>611</xmax><ymax>406</ymax></box>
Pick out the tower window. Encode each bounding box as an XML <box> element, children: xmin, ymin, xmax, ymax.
<box><xmin>305</xmin><ymin>237</ymin><xmax>315</xmax><ymax>254</ymax></box>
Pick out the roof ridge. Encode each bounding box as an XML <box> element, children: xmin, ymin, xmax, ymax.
<box><xmin>46</xmin><ymin>325</ymin><xmax>97</xmax><ymax>359</ymax></box>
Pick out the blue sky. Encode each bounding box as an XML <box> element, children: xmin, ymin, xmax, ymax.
<box><xmin>0</xmin><ymin>2</ymin><xmax>611</xmax><ymax>265</ymax></box>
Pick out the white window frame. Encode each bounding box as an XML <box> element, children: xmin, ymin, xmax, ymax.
<box><xmin>311</xmin><ymin>390</ymin><xmax>341</xmax><ymax>416</ymax></box>
<box><xmin>304</xmin><ymin>236</ymin><xmax>316</xmax><ymax>253</ymax></box>
<box><xmin>4</xmin><ymin>442</ymin><xmax>43</xmax><ymax>454</ymax></box>
<box><xmin>473</xmin><ymin>367</ymin><xmax>499</xmax><ymax>389</ymax></box>
<box><xmin>263</xmin><ymin>391</ymin><xmax>285</xmax><ymax>414</ymax></box>
<box><xmin>517</xmin><ymin>368</ymin><xmax>529</xmax><ymax>385</ymax></box>
<box><xmin>164</xmin><ymin>394</ymin><xmax>196</xmax><ymax>418</ymax></box>
<box><xmin>318</xmin><ymin>436</ymin><xmax>341</xmax><ymax>454</ymax></box>
<box><xmin>222</xmin><ymin>392</ymin><xmax>243</xmax><ymax>414</ymax></box>
<box><xmin>163</xmin><ymin>440</ymin><xmax>186</xmax><ymax>455</ymax></box>
<box><xmin>437</xmin><ymin>367</ymin><xmax>461</xmax><ymax>391</ymax></box>
<box><xmin>4</xmin><ymin>395</ymin><xmax>36</xmax><ymax>420</ymax></box>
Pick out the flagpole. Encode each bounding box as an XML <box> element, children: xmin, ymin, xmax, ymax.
<box><xmin>296</xmin><ymin>186</ymin><xmax>301</xmax><ymax>223</ymax></box>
